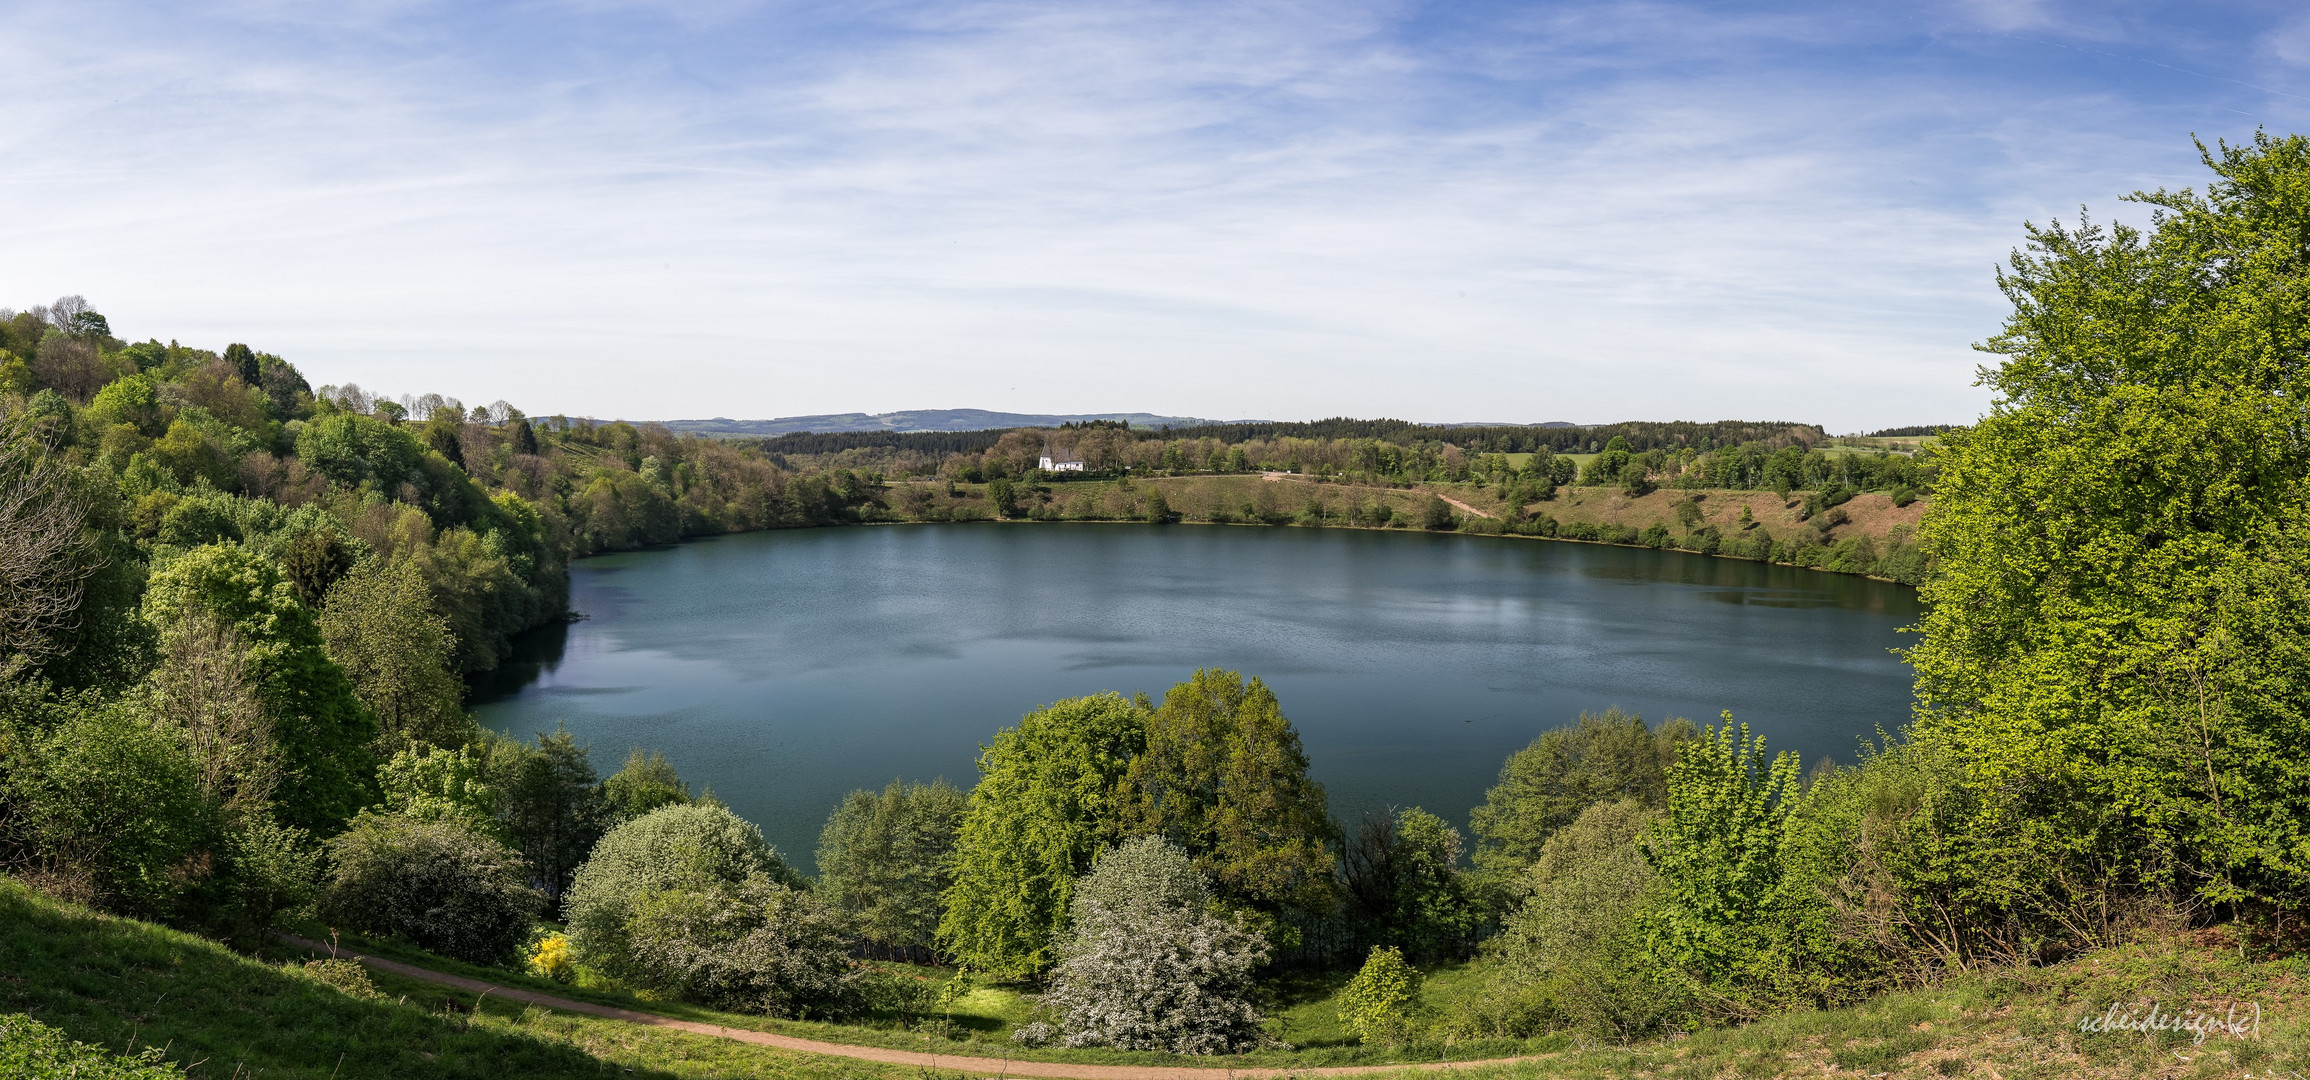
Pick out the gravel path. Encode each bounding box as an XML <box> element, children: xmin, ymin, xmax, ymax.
<box><xmin>281</xmin><ymin>936</ymin><xmax>1539</xmax><ymax>1078</ymax></box>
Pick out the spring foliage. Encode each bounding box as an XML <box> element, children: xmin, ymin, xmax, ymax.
<box><xmin>621</xmin><ymin>876</ymin><xmax>858</xmax><ymax>1018</ymax></box>
<box><xmin>938</xmin><ymin>692</ymin><xmax>1148</xmax><ymax>979</ymax></box>
<box><xmin>318</xmin><ymin>812</ymin><xmax>538</xmax><ymax>965</ymax></box>
<box><xmin>1045</xmin><ymin>837</ymin><xmax>1270</xmax><ymax>1054</ymax></box>
<box><xmin>1119</xmin><ymin>669</ymin><xmax>1337</xmax><ymax>916</ymax></box>
<box><xmin>1909</xmin><ymin>132</ymin><xmax>2310</xmax><ymax>923</ymax></box>
<box><xmin>0</xmin><ymin>1014</ymin><xmax>184</xmax><ymax>1079</ymax></box>
<box><xmin>1470</xmin><ymin>708</ymin><xmax>1695</xmax><ymax>882</ymax></box>
<box><xmin>1336</xmin><ymin>946</ymin><xmax>1421</xmax><ymax>1047</ymax></box>
<box><xmin>562</xmin><ymin>803</ymin><xmax>796</xmax><ymax>981</ymax></box>
<box><xmin>815</xmin><ymin>778</ymin><xmax>966</xmax><ymax>955</ymax></box>
<box><xmin>1483</xmin><ymin>799</ymin><xmax>1677</xmax><ymax>1041</ymax></box>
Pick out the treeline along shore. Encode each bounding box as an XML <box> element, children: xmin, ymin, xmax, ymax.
<box><xmin>751</xmin><ymin>416</ymin><xmax>1939</xmax><ymax>583</ymax></box>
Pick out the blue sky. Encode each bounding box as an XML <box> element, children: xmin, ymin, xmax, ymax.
<box><xmin>3</xmin><ymin>1</ymin><xmax>2304</xmax><ymax>429</ymax></box>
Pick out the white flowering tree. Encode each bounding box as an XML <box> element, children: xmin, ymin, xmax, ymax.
<box><xmin>1044</xmin><ymin>836</ymin><xmax>1270</xmax><ymax>1054</ymax></box>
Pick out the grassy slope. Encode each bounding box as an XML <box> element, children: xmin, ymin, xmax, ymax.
<box><xmin>13</xmin><ymin>877</ymin><xmax>2310</xmax><ymax>1079</ymax></box>
<box><xmin>1128</xmin><ymin>474</ymin><xmax>1928</xmax><ymax>553</ymax></box>
<box><xmin>948</xmin><ymin>472</ymin><xmax>1927</xmax><ymax>547</ymax></box>
<box><xmin>1520</xmin><ymin>486</ymin><xmax>1926</xmax><ymax>542</ymax></box>
<box><xmin>294</xmin><ymin>924</ymin><xmax>1554</xmax><ymax>1069</ymax></box>
<box><xmin>0</xmin><ymin>877</ymin><xmax>912</xmax><ymax>1080</ymax></box>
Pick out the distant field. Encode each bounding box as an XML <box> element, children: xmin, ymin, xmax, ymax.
<box><xmin>1531</xmin><ymin>485</ymin><xmax>1924</xmax><ymax>541</ymax></box>
<box><xmin>1828</xmin><ymin>435</ymin><xmax>1942</xmax><ymax>454</ymax></box>
<box><xmin>1500</xmin><ymin>452</ymin><xmax>1595</xmax><ymax>471</ymax></box>
<box><xmin>974</xmin><ymin>473</ymin><xmax>1928</xmax><ymax>551</ymax></box>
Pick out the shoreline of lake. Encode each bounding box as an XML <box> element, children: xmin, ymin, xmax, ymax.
<box><xmin>476</xmin><ymin>523</ymin><xmax>1919</xmax><ymax>871</ymax></box>
<box><xmin>567</xmin><ymin>505</ymin><xmax>1929</xmax><ymax>588</ymax></box>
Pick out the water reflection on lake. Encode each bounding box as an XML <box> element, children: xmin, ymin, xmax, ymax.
<box><xmin>472</xmin><ymin>524</ymin><xmax>1922</xmax><ymax>871</ymax></box>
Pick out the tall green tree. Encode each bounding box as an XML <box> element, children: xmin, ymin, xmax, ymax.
<box><xmin>1118</xmin><ymin>669</ymin><xmax>1336</xmax><ymax>915</ymax></box>
<box><xmin>1470</xmin><ymin>709</ymin><xmax>1696</xmax><ymax>881</ymax></box>
<box><xmin>487</xmin><ymin>727</ymin><xmax>611</xmax><ymax>901</ymax></box>
<box><xmin>603</xmin><ymin>747</ymin><xmax>694</xmax><ymax>822</ymax></box>
<box><xmin>222</xmin><ymin>343</ymin><xmax>260</xmax><ymax>385</ymax></box>
<box><xmin>816</xmin><ymin>778</ymin><xmax>967</xmax><ymax>957</ymax></box>
<box><xmin>1341</xmin><ymin>806</ymin><xmax>1479</xmax><ymax>961</ymax></box>
<box><xmin>318</xmin><ymin>558</ymin><xmax>470</xmax><ymax>753</ymax></box>
<box><xmin>939</xmin><ymin>692</ymin><xmax>1147</xmax><ymax>979</ymax></box>
<box><xmin>1910</xmin><ymin>133</ymin><xmax>2310</xmax><ymax>916</ymax></box>
<box><xmin>142</xmin><ymin>543</ymin><xmax>376</xmax><ymax>833</ymax></box>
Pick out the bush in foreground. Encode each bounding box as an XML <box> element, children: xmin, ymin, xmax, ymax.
<box><xmin>563</xmin><ymin>802</ymin><xmax>796</xmax><ymax>979</ymax></box>
<box><xmin>622</xmin><ymin>875</ymin><xmax>858</xmax><ymax>1017</ymax></box>
<box><xmin>1479</xmin><ymin>797</ymin><xmax>1682</xmax><ymax>1040</ymax></box>
<box><xmin>318</xmin><ymin>811</ymin><xmax>538</xmax><ymax>964</ymax></box>
<box><xmin>1337</xmin><ymin>946</ymin><xmax>1421</xmax><ymax>1047</ymax></box>
<box><xmin>1046</xmin><ymin>836</ymin><xmax>1269</xmax><ymax>1054</ymax></box>
<box><xmin>0</xmin><ymin>1013</ymin><xmax>183</xmax><ymax>1079</ymax></box>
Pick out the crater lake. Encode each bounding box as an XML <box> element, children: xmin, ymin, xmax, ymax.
<box><xmin>472</xmin><ymin>523</ymin><xmax>1922</xmax><ymax>870</ymax></box>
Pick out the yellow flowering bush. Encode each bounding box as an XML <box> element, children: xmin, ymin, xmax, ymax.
<box><xmin>528</xmin><ymin>932</ymin><xmax>576</xmax><ymax>984</ymax></box>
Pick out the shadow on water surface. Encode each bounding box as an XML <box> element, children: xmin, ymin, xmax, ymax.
<box><xmin>465</xmin><ymin>619</ymin><xmax>571</xmax><ymax>705</ymax></box>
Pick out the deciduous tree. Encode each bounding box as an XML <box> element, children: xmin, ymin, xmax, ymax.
<box><xmin>142</xmin><ymin>543</ymin><xmax>376</xmax><ymax>833</ymax></box>
<box><xmin>1119</xmin><ymin>669</ymin><xmax>1336</xmax><ymax>916</ymax></box>
<box><xmin>1470</xmin><ymin>709</ymin><xmax>1695</xmax><ymax>881</ymax></box>
<box><xmin>1911</xmin><ymin>132</ymin><xmax>2310</xmax><ymax>916</ymax></box>
<box><xmin>603</xmin><ymin>748</ymin><xmax>694</xmax><ymax>822</ymax></box>
<box><xmin>939</xmin><ymin>692</ymin><xmax>1147</xmax><ymax>979</ymax></box>
<box><xmin>318</xmin><ymin>558</ymin><xmax>469</xmax><ymax>752</ymax></box>
<box><xmin>816</xmin><ymin>778</ymin><xmax>965</xmax><ymax>957</ymax></box>
<box><xmin>0</xmin><ymin>411</ymin><xmax>99</xmax><ymax>663</ymax></box>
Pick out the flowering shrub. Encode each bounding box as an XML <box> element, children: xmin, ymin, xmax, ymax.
<box><xmin>621</xmin><ymin>876</ymin><xmax>858</xmax><ymax>1017</ymax></box>
<box><xmin>1045</xmin><ymin>837</ymin><xmax>1269</xmax><ymax>1054</ymax></box>
<box><xmin>562</xmin><ymin>803</ymin><xmax>793</xmax><ymax>979</ymax></box>
<box><xmin>528</xmin><ymin>931</ymin><xmax>577</xmax><ymax>984</ymax></box>
<box><xmin>318</xmin><ymin>812</ymin><xmax>538</xmax><ymax>964</ymax></box>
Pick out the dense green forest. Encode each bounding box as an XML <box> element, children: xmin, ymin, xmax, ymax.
<box><xmin>8</xmin><ymin>133</ymin><xmax>2310</xmax><ymax>1075</ymax></box>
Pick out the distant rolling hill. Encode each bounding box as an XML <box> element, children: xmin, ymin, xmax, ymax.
<box><xmin>656</xmin><ymin>409</ymin><xmax>1260</xmax><ymax>436</ymax></box>
<box><xmin>654</xmin><ymin>411</ymin><xmax>1582</xmax><ymax>437</ymax></box>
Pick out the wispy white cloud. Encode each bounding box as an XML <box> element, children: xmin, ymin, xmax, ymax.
<box><xmin>0</xmin><ymin>0</ymin><xmax>2297</xmax><ymax>428</ymax></box>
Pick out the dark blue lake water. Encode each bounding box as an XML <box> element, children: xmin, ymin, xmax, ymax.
<box><xmin>472</xmin><ymin>524</ymin><xmax>1922</xmax><ymax>872</ymax></box>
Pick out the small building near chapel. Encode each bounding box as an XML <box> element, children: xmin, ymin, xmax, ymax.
<box><xmin>1039</xmin><ymin>445</ymin><xmax>1086</xmax><ymax>471</ymax></box>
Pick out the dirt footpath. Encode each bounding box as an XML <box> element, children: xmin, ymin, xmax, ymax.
<box><xmin>281</xmin><ymin>936</ymin><xmax>1537</xmax><ymax>1079</ymax></box>
<box><xmin>1433</xmin><ymin>495</ymin><xmax>1495</xmax><ymax>520</ymax></box>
